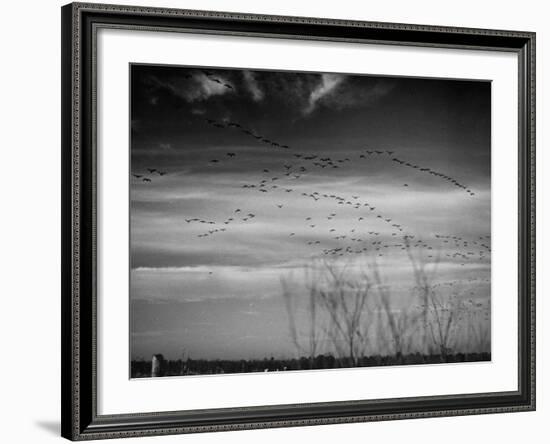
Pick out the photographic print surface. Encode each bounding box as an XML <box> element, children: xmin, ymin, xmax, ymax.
<box><xmin>130</xmin><ymin>64</ymin><xmax>491</xmax><ymax>378</ymax></box>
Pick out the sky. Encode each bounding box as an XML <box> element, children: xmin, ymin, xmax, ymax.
<box><xmin>130</xmin><ymin>64</ymin><xmax>491</xmax><ymax>361</ymax></box>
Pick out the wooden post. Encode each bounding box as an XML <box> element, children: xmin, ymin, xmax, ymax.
<box><xmin>151</xmin><ymin>354</ymin><xmax>166</xmax><ymax>377</ymax></box>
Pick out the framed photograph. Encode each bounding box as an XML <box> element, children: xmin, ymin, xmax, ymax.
<box><xmin>61</xmin><ymin>2</ymin><xmax>535</xmax><ymax>440</ymax></box>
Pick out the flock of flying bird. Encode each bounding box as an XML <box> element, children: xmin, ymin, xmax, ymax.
<box><xmin>202</xmin><ymin>117</ymin><xmax>476</xmax><ymax>196</ymax></box>
<box><xmin>132</xmin><ymin>73</ymin><xmax>490</xmax><ymax>272</ymax></box>
<box><xmin>175</xmin><ymin>69</ymin><xmax>235</xmax><ymax>91</ymax></box>
<box><xmin>132</xmin><ymin>168</ymin><xmax>167</xmax><ymax>183</ymax></box>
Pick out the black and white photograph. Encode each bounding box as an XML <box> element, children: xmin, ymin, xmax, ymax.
<box><xmin>1</xmin><ymin>0</ymin><xmax>543</xmax><ymax>442</ymax></box>
<box><xmin>130</xmin><ymin>64</ymin><xmax>492</xmax><ymax>378</ymax></box>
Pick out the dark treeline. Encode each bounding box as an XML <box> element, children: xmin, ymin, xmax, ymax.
<box><xmin>131</xmin><ymin>352</ymin><xmax>490</xmax><ymax>378</ymax></box>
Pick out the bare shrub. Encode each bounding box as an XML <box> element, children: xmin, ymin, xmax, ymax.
<box><xmin>423</xmin><ymin>291</ymin><xmax>465</xmax><ymax>359</ymax></box>
<box><xmin>370</xmin><ymin>261</ymin><xmax>420</xmax><ymax>361</ymax></box>
<box><xmin>280</xmin><ymin>241</ymin><xmax>488</xmax><ymax>365</ymax></box>
<box><xmin>280</xmin><ymin>270</ymin><xmax>324</xmax><ymax>367</ymax></box>
<box><xmin>281</xmin><ymin>259</ymin><xmax>374</xmax><ymax>366</ymax></box>
<box><xmin>315</xmin><ymin>260</ymin><xmax>373</xmax><ymax>366</ymax></box>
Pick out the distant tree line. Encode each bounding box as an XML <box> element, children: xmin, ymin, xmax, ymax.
<box><xmin>131</xmin><ymin>351</ymin><xmax>489</xmax><ymax>378</ymax></box>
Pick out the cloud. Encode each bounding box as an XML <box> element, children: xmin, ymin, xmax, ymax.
<box><xmin>239</xmin><ymin>71</ymin><xmax>395</xmax><ymax>117</ymax></box>
<box><xmin>131</xmin><ymin>265</ymin><xmax>285</xmax><ymax>302</ymax></box>
<box><xmin>328</xmin><ymin>80</ymin><xmax>395</xmax><ymax>111</ymax></box>
<box><xmin>302</xmin><ymin>74</ymin><xmax>395</xmax><ymax>116</ymax></box>
<box><xmin>242</xmin><ymin>71</ymin><xmax>264</xmax><ymax>102</ymax></box>
<box><xmin>146</xmin><ymin>73</ymin><xmax>230</xmax><ymax>103</ymax></box>
<box><xmin>131</xmin><ymin>119</ymin><xmax>141</xmax><ymax>131</ymax></box>
<box><xmin>304</xmin><ymin>74</ymin><xmax>345</xmax><ymax>115</ymax></box>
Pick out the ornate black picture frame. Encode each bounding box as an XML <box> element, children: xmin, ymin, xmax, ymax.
<box><xmin>61</xmin><ymin>2</ymin><xmax>535</xmax><ymax>440</ymax></box>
